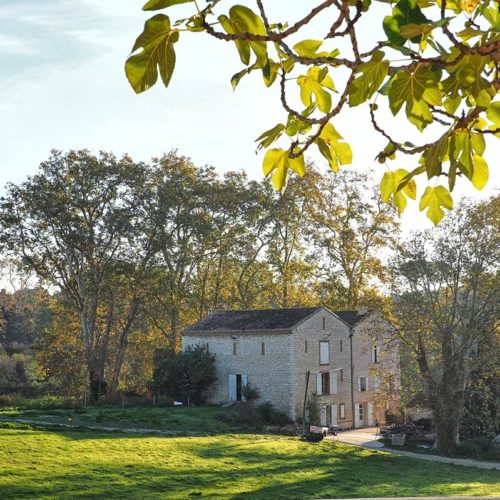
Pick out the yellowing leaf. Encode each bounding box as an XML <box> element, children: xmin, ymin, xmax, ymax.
<box><xmin>380</xmin><ymin>168</ymin><xmax>416</xmax><ymax>215</ymax></box>
<box><xmin>262</xmin><ymin>148</ymin><xmax>305</xmax><ymax>190</ymax></box>
<box><xmin>471</xmin><ymin>154</ymin><xmax>488</xmax><ymax>190</ymax></box>
<box><xmin>419</xmin><ymin>185</ymin><xmax>453</xmax><ymax>225</ymax></box>
<box><xmin>316</xmin><ymin>123</ymin><xmax>352</xmax><ymax>171</ymax></box>
<box><xmin>143</xmin><ymin>0</ymin><xmax>193</xmax><ymax>10</ymax></box>
<box><xmin>460</xmin><ymin>0</ymin><xmax>480</xmax><ymax>14</ymax></box>
<box><xmin>297</xmin><ymin>67</ymin><xmax>336</xmax><ymax>113</ymax></box>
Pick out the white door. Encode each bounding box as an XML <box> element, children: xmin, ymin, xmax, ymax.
<box><xmin>320</xmin><ymin>405</ymin><xmax>327</xmax><ymax>426</ymax></box>
<box><xmin>229</xmin><ymin>374</ymin><xmax>237</xmax><ymax>401</ymax></box>
<box><xmin>331</xmin><ymin>404</ymin><xmax>338</xmax><ymax>425</ymax></box>
<box><xmin>368</xmin><ymin>402</ymin><xmax>375</xmax><ymax>426</ymax></box>
<box><xmin>354</xmin><ymin>403</ymin><xmax>363</xmax><ymax>428</ymax></box>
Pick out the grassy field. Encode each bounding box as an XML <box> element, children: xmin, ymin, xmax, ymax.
<box><xmin>0</xmin><ymin>405</ymin><xmax>236</xmax><ymax>433</ymax></box>
<box><xmin>1</xmin><ymin>423</ymin><xmax>499</xmax><ymax>499</ymax></box>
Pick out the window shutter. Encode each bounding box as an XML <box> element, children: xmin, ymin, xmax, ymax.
<box><xmin>329</xmin><ymin>371</ymin><xmax>337</xmax><ymax>394</ymax></box>
<box><xmin>357</xmin><ymin>377</ymin><xmax>361</xmax><ymax>392</ymax></box>
<box><xmin>229</xmin><ymin>375</ymin><xmax>237</xmax><ymax>401</ymax></box>
<box><xmin>241</xmin><ymin>375</ymin><xmax>248</xmax><ymax>401</ymax></box>
<box><xmin>316</xmin><ymin>372</ymin><xmax>323</xmax><ymax>395</ymax></box>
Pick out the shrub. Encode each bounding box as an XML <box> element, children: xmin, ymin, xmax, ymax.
<box><xmin>306</xmin><ymin>393</ymin><xmax>321</xmax><ymax>426</ymax></box>
<box><xmin>152</xmin><ymin>344</ymin><xmax>217</xmax><ymax>405</ymax></box>
<box><xmin>456</xmin><ymin>437</ymin><xmax>500</xmax><ymax>461</ymax></box>
<box><xmin>258</xmin><ymin>401</ymin><xmax>291</xmax><ymax>426</ymax></box>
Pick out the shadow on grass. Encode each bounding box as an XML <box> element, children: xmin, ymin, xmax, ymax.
<box><xmin>2</xmin><ymin>444</ymin><xmax>499</xmax><ymax>500</ymax></box>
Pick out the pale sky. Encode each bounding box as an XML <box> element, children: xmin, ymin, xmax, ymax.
<box><xmin>1</xmin><ymin>0</ymin><xmax>498</xmax><ymax>230</ymax></box>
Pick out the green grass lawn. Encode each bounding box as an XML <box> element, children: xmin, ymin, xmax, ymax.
<box><xmin>1</xmin><ymin>424</ymin><xmax>499</xmax><ymax>499</ymax></box>
<box><xmin>0</xmin><ymin>405</ymin><xmax>236</xmax><ymax>433</ymax></box>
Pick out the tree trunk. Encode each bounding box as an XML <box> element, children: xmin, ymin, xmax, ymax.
<box><xmin>433</xmin><ymin>399</ymin><xmax>460</xmax><ymax>455</ymax></box>
<box><xmin>88</xmin><ymin>365</ymin><xmax>107</xmax><ymax>402</ymax></box>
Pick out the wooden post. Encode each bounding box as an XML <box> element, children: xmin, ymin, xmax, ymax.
<box><xmin>302</xmin><ymin>370</ymin><xmax>310</xmax><ymax>436</ymax></box>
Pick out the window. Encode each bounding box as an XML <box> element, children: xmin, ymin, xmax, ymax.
<box><xmin>358</xmin><ymin>403</ymin><xmax>364</xmax><ymax>421</ymax></box>
<box><xmin>373</xmin><ymin>376</ymin><xmax>381</xmax><ymax>389</ymax></box>
<box><xmin>372</xmin><ymin>344</ymin><xmax>379</xmax><ymax>363</ymax></box>
<box><xmin>319</xmin><ymin>340</ymin><xmax>329</xmax><ymax>365</ymax></box>
<box><xmin>317</xmin><ymin>371</ymin><xmax>337</xmax><ymax>395</ymax></box>
<box><xmin>322</xmin><ymin>372</ymin><xmax>330</xmax><ymax>395</ymax></box>
<box><xmin>339</xmin><ymin>403</ymin><xmax>346</xmax><ymax>419</ymax></box>
<box><xmin>358</xmin><ymin>377</ymin><xmax>367</xmax><ymax>392</ymax></box>
<box><xmin>305</xmin><ymin>340</ymin><xmax>308</xmax><ymax>353</ymax></box>
<box><xmin>322</xmin><ymin>317</ymin><xmax>326</xmax><ymax>330</ymax></box>
<box><xmin>233</xmin><ymin>342</ymin><xmax>237</xmax><ymax>355</ymax></box>
<box><xmin>340</xmin><ymin>368</ymin><xmax>344</xmax><ymax>382</ymax></box>
<box><xmin>340</xmin><ymin>339</ymin><xmax>343</xmax><ymax>352</ymax></box>
<box><xmin>261</xmin><ymin>342</ymin><xmax>265</xmax><ymax>355</ymax></box>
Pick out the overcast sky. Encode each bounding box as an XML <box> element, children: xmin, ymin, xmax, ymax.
<box><xmin>1</xmin><ymin>0</ymin><xmax>498</xmax><ymax>229</ymax></box>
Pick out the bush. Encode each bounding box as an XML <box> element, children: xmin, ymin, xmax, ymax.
<box><xmin>258</xmin><ymin>401</ymin><xmax>291</xmax><ymax>426</ymax></box>
<box><xmin>456</xmin><ymin>437</ymin><xmax>500</xmax><ymax>461</ymax></box>
<box><xmin>306</xmin><ymin>393</ymin><xmax>321</xmax><ymax>426</ymax></box>
<box><xmin>152</xmin><ymin>344</ymin><xmax>217</xmax><ymax>405</ymax></box>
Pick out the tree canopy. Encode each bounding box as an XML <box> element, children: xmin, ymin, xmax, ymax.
<box><xmin>126</xmin><ymin>0</ymin><xmax>500</xmax><ymax>225</ymax></box>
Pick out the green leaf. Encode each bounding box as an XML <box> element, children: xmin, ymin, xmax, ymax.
<box><xmin>316</xmin><ymin>123</ymin><xmax>352</xmax><ymax>171</ymax></box>
<box><xmin>348</xmin><ymin>50</ymin><xmax>389</xmax><ymax>107</ymax></box>
<box><xmin>125</xmin><ymin>15</ymin><xmax>179</xmax><ymax>93</ymax></box>
<box><xmin>388</xmin><ymin>66</ymin><xmax>441</xmax><ymax>131</ymax></box>
<box><xmin>262</xmin><ymin>148</ymin><xmax>305</xmax><ymax>190</ymax></box>
<box><xmin>399</xmin><ymin>23</ymin><xmax>434</xmax><ymax>38</ymax></box>
<box><xmin>297</xmin><ymin>67</ymin><xmax>336</xmax><ymax>113</ymax></box>
<box><xmin>471</xmin><ymin>154</ymin><xmax>488</xmax><ymax>190</ymax></box>
<box><xmin>486</xmin><ymin>101</ymin><xmax>500</xmax><ymax>126</ymax></box>
<box><xmin>231</xmin><ymin>66</ymin><xmax>252</xmax><ymax>89</ymax></box>
<box><xmin>422</xmin><ymin>133</ymin><xmax>448</xmax><ymax>179</ymax></box>
<box><xmin>255</xmin><ymin>124</ymin><xmax>285</xmax><ymax>151</ymax></box>
<box><xmin>383</xmin><ymin>0</ymin><xmax>429</xmax><ymax>47</ymax></box>
<box><xmin>228</xmin><ymin>5</ymin><xmax>268</xmax><ymax>67</ymax></box>
<box><xmin>419</xmin><ymin>185</ymin><xmax>453</xmax><ymax>225</ymax></box>
<box><xmin>143</xmin><ymin>0</ymin><xmax>193</xmax><ymax>11</ymax></box>
<box><xmin>219</xmin><ymin>15</ymin><xmax>251</xmax><ymax>65</ymax></box>
<box><xmin>285</xmin><ymin>114</ymin><xmax>311</xmax><ymax>137</ymax></box>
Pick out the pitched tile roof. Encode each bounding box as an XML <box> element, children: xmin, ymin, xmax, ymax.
<box><xmin>334</xmin><ymin>310</ymin><xmax>368</xmax><ymax>327</ymax></box>
<box><xmin>184</xmin><ymin>307</ymin><xmax>322</xmax><ymax>334</ymax></box>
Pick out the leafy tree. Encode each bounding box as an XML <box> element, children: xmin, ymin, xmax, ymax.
<box><xmin>392</xmin><ymin>196</ymin><xmax>499</xmax><ymax>454</ymax></box>
<box><xmin>139</xmin><ymin>152</ymin><xmax>217</xmax><ymax>349</ymax></box>
<box><xmin>307</xmin><ymin>168</ymin><xmax>399</xmax><ymax>309</ymax></box>
<box><xmin>152</xmin><ymin>344</ymin><xmax>217</xmax><ymax>405</ymax></box>
<box><xmin>266</xmin><ymin>172</ymin><xmax>317</xmax><ymax>307</ymax></box>
<box><xmin>0</xmin><ymin>151</ymin><xmax>157</xmax><ymax>401</ymax></box>
<box><xmin>126</xmin><ymin>0</ymin><xmax>500</xmax><ymax>225</ymax></box>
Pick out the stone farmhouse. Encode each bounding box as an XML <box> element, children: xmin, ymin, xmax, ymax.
<box><xmin>183</xmin><ymin>306</ymin><xmax>400</xmax><ymax>428</ymax></box>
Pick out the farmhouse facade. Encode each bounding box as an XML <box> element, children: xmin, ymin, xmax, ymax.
<box><xmin>183</xmin><ymin>306</ymin><xmax>399</xmax><ymax>428</ymax></box>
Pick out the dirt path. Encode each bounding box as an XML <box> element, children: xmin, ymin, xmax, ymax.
<box><xmin>334</xmin><ymin>427</ymin><xmax>500</xmax><ymax>471</ymax></box>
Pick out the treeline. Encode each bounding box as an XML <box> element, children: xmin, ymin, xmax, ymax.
<box><xmin>0</xmin><ymin>150</ymin><xmax>398</xmax><ymax>401</ymax></box>
<box><xmin>0</xmin><ymin>149</ymin><xmax>498</xmax><ymax>453</ymax></box>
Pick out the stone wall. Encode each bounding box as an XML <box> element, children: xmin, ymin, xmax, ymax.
<box><xmin>290</xmin><ymin>309</ymin><xmax>353</xmax><ymax>428</ymax></box>
<box><xmin>351</xmin><ymin>313</ymin><xmax>400</xmax><ymax>427</ymax></box>
<box><xmin>183</xmin><ymin>332</ymin><xmax>293</xmax><ymax>415</ymax></box>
